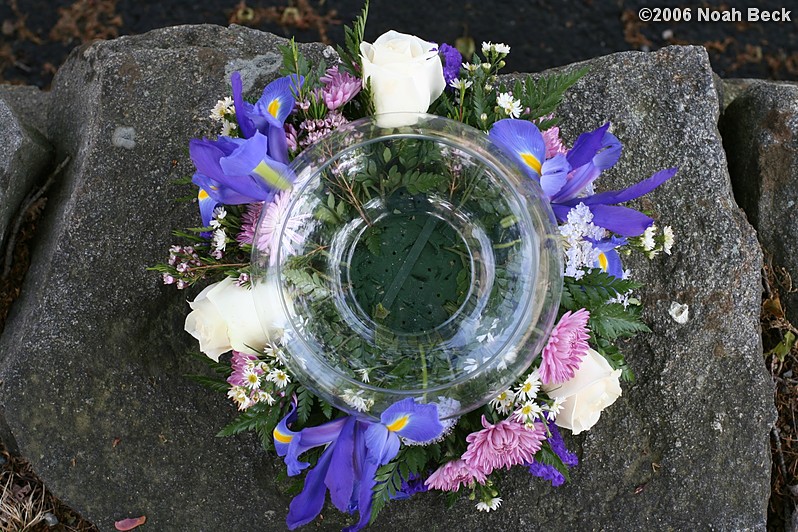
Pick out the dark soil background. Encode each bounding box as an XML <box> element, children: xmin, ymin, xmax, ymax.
<box><xmin>1</xmin><ymin>0</ymin><xmax>798</xmax><ymax>88</ymax></box>
<box><xmin>0</xmin><ymin>0</ymin><xmax>796</xmax><ymax>530</ymax></box>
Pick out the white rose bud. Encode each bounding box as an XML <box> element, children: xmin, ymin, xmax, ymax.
<box><xmin>360</xmin><ymin>30</ymin><xmax>446</xmax><ymax>127</ymax></box>
<box><xmin>542</xmin><ymin>348</ymin><xmax>622</xmax><ymax>435</ymax></box>
<box><xmin>184</xmin><ymin>277</ymin><xmax>286</xmax><ymax>361</ymax></box>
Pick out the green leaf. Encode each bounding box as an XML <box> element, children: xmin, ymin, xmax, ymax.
<box><xmin>561</xmin><ymin>269</ymin><xmax>642</xmax><ymax>311</ymax></box>
<box><xmin>589</xmin><ymin>303</ymin><xmax>650</xmax><ymax>340</ymax></box>
<box><xmin>517</xmin><ymin>66</ymin><xmax>589</xmax><ymax>122</ymax></box>
<box><xmin>283</xmin><ymin>268</ymin><xmax>330</xmax><ymax>299</ymax></box>
<box><xmin>217</xmin><ymin>406</ymin><xmax>267</xmax><ymax>437</ymax></box>
<box><xmin>185</xmin><ymin>374</ymin><xmax>230</xmax><ymax>393</ymax></box>
<box><xmin>364</xmin><ymin>226</ymin><xmax>382</xmax><ymax>256</ymax></box>
<box><xmin>297</xmin><ymin>387</ymin><xmax>314</xmax><ymax>425</ymax></box>
<box><xmin>336</xmin><ymin>0</ymin><xmax>370</xmax><ymax>76</ymax></box>
<box><xmin>767</xmin><ymin>330</ymin><xmax>796</xmax><ymax>362</ymax></box>
<box><xmin>534</xmin><ymin>443</ymin><xmax>570</xmax><ymax>483</ymax></box>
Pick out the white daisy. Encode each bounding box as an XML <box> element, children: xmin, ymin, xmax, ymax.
<box><xmin>212</xmin><ymin>228</ymin><xmax>227</xmax><ymax>252</ymax></box>
<box><xmin>243</xmin><ymin>367</ymin><xmax>262</xmax><ymax>390</ymax></box>
<box><xmin>496</xmin><ymin>92</ymin><xmax>522</xmax><ymax>118</ymax></box>
<box><xmin>356</xmin><ymin>368</ymin><xmax>371</xmax><ymax>383</ymax></box>
<box><xmin>476</xmin><ymin>497</ymin><xmax>502</xmax><ymax>512</ymax></box>
<box><xmin>220</xmin><ymin>120</ymin><xmax>238</xmax><ymax>137</ymax></box>
<box><xmin>663</xmin><ymin>225</ymin><xmax>674</xmax><ymax>255</ymax></box>
<box><xmin>641</xmin><ymin>224</ymin><xmax>657</xmax><ymax>251</ymax></box>
<box><xmin>545</xmin><ymin>396</ymin><xmax>566</xmax><ymax>420</ymax></box>
<box><xmin>514</xmin><ymin>400</ymin><xmax>544</xmax><ymax>424</ymax></box>
<box><xmin>489</xmin><ymin>389</ymin><xmax>516</xmax><ymax>415</ymax></box>
<box><xmin>448</xmin><ymin>78</ymin><xmax>473</xmax><ymax>91</ymax></box>
<box><xmin>210</xmin><ymin>97</ymin><xmax>234</xmax><ymax>121</ymax></box>
<box><xmin>266</xmin><ymin>369</ymin><xmax>290</xmax><ymax>389</ymax></box>
<box><xmin>253</xmin><ymin>390</ymin><xmax>276</xmax><ymax>406</ymax></box>
<box><xmin>227</xmin><ymin>386</ymin><xmax>251</xmax><ymax>410</ymax></box>
<box><xmin>515</xmin><ymin>371</ymin><xmax>541</xmax><ymax>402</ymax></box>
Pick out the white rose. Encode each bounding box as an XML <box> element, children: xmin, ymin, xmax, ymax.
<box><xmin>542</xmin><ymin>348</ymin><xmax>622</xmax><ymax>435</ymax></box>
<box><xmin>360</xmin><ymin>30</ymin><xmax>446</xmax><ymax>127</ymax></box>
<box><xmin>184</xmin><ymin>277</ymin><xmax>286</xmax><ymax>361</ymax></box>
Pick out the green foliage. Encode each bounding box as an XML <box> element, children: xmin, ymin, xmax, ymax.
<box><xmin>510</xmin><ymin>66</ymin><xmax>589</xmax><ymax>124</ymax></box>
<box><xmin>370</xmin><ymin>445</ymin><xmax>432</xmax><ymax>524</ymax></box>
<box><xmin>560</xmin><ymin>269</ymin><xmax>642</xmax><ymax>311</ymax></box>
<box><xmin>297</xmin><ymin>386</ymin><xmax>315</xmax><ymax>424</ymax></box>
<box><xmin>185</xmin><ymin>374</ymin><xmax>230</xmax><ymax>393</ymax></box>
<box><xmin>533</xmin><ymin>443</ymin><xmax>570</xmax><ymax>483</ymax></box>
<box><xmin>336</xmin><ymin>0</ymin><xmax>369</xmax><ymax>76</ymax></box>
<box><xmin>283</xmin><ymin>268</ymin><xmax>330</xmax><ymax>299</ymax></box>
<box><xmin>589</xmin><ymin>302</ymin><xmax>650</xmax><ymax>341</ymax></box>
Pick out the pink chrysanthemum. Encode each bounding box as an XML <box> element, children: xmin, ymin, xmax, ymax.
<box><xmin>320</xmin><ymin>66</ymin><xmax>361</xmax><ymax>110</ymax></box>
<box><xmin>461</xmin><ymin>416</ymin><xmax>546</xmax><ymax>476</ymax></box>
<box><xmin>539</xmin><ymin>308</ymin><xmax>590</xmax><ymax>385</ymax></box>
<box><xmin>252</xmin><ymin>191</ymin><xmax>311</xmax><ymax>265</ymax></box>
<box><xmin>425</xmin><ymin>459</ymin><xmax>486</xmax><ymax>492</ymax></box>
<box><xmin>543</xmin><ymin>125</ymin><xmax>567</xmax><ymax>159</ymax></box>
<box><xmin>236</xmin><ymin>203</ymin><xmax>263</xmax><ymax>246</ymax></box>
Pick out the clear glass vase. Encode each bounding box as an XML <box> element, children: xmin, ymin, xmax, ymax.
<box><xmin>251</xmin><ymin>113</ymin><xmax>562</xmax><ymax>420</ymax></box>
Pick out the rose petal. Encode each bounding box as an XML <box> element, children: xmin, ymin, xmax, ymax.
<box><xmin>114</xmin><ymin>516</ymin><xmax>146</xmax><ymax>530</ymax></box>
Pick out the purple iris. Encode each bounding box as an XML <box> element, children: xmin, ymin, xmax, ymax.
<box><xmin>438</xmin><ymin>43</ymin><xmax>463</xmax><ymax>86</ymax></box>
<box><xmin>592</xmin><ymin>236</ymin><xmax>627</xmax><ymax>279</ymax></box>
<box><xmin>274</xmin><ymin>398</ymin><xmax>443</xmax><ymax>531</ymax></box>
<box><xmin>489</xmin><ymin>119</ymin><xmax>677</xmax><ymax>237</ymax></box>
<box><xmin>231</xmin><ymin>72</ymin><xmax>303</xmax><ymax>164</ymax></box>
<box><xmin>189</xmin><ymin>131</ymin><xmax>291</xmax><ymax>212</ymax></box>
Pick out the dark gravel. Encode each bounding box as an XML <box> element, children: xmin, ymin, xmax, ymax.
<box><xmin>1</xmin><ymin>0</ymin><xmax>798</xmax><ymax>89</ymax></box>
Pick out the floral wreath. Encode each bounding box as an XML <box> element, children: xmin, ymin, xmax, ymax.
<box><xmin>154</xmin><ymin>2</ymin><xmax>676</xmax><ymax>530</ymax></box>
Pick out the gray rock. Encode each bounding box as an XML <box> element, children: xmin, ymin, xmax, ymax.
<box><xmin>0</xmin><ymin>25</ymin><xmax>332</xmax><ymax>531</ymax></box>
<box><xmin>0</xmin><ymin>30</ymin><xmax>774</xmax><ymax>532</ymax></box>
<box><xmin>0</xmin><ymin>84</ymin><xmax>50</xmax><ymax>136</ymax></box>
<box><xmin>0</xmin><ymin>93</ymin><xmax>52</xmax><ymax>260</ymax></box>
<box><xmin>720</xmin><ymin>82</ymin><xmax>798</xmax><ymax>326</ymax></box>
<box><xmin>366</xmin><ymin>45</ymin><xmax>773</xmax><ymax>532</ymax></box>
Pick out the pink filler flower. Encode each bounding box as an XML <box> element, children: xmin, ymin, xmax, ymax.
<box><xmin>461</xmin><ymin>416</ymin><xmax>547</xmax><ymax>476</ymax></box>
<box><xmin>538</xmin><ymin>308</ymin><xmax>590</xmax><ymax>385</ymax></box>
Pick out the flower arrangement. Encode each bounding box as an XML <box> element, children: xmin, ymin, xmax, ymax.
<box><xmin>153</xmin><ymin>2</ymin><xmax>676</xmax><ymax>529</ymax></box>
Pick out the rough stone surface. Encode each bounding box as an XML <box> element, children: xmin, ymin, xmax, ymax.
<box><xmin>720</xmin><ymin>82</ymin><xmax>798</xmax><ymax>326</ymax></box>
<box><xmin>0</xmin><ymin>25</ymin><xmax>332</xmax><ymax>531</ymax></box>
<box><xmin>0</xmin><ymin>92</ymin><xmax>52</xmax><ymax>256</ymax></box>
<box><xmin>0</xmin><ymin>85</ymin><xmax>50</xmax><ymax>136</ymax></box>
<box><xmin>0</xmin><ymin>31</ymin><xmax>774</xmax><ymax>532</ymax></box>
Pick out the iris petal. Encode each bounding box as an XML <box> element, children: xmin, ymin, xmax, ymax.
<box><xmin>489</xmin><ymin>119</ymin><xmax>545</xmax><ymax>179</ymax></box>
<box><xmin>379</xmin><ymin>398</ymin><xmax>443</xmax><ymax>443</ymax></box>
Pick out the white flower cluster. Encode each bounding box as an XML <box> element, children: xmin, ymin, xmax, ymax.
<box><xmin>209</xmin><ymin>97</ymin><xmax>237</xmax><ymax>136</ymax></box>
<box><xmin>488</xmin><ymin>370</ymin><xmax>563</xmax><ymax>427</ymax></box>
<box><xmin>341</xmin><ymin>389</ymin><xmax>374</xmax><ymax>412</ymax></box>
<box><xmin>481</xmin><ymin>41</ymin><xmax>511</xmax><ymax>55</ymax></box>
<box><xmin>496</xmin><ymin>92</ymin><xmax>522</xmax><ymax>118</ymax></box>
<box><xmin>226</xmin><ymin>344</ymin><xmax>292</xmax><ymax>411</ymax></box>
<box><xmin>635</xmin><ymin>224</ymin><xmax>675</xmax><ymax>258</ymax></box>
<box><xmin>559</xmin><ymin>203</ymin><xmax>606</xmax><ymax>279</ymax></box>
<box><xmin>210</xmin><ymin>206</ymin><xmax>228</xmax><ymax>259</ymax></box>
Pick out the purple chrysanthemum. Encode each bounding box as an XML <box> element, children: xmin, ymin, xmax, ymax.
<box><xmin>438</xmin><ymin>43</ymin><xmax>463</xmax><ymax>85</ymax></box>
<box><xmin>538</xmin><ymin>308</ymin><xmax>591</xmax><ymax>385</ymax></box>
<box><xmin>320</xmin><ymin>66</ymin><xmax>361</xmax><ymax>110</ymax></box>
<box><xmin>462</xmin><ymin>416</ymin><xmax>547</xmax><ymax>476</ymax></box>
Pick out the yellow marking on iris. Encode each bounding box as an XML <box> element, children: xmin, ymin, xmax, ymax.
<box><xmin>598</xmin><ymin>252</ymin><xmax>608</xmax><ymax>271</ymax></box>
<box><xmin>268</xmin><ymin>99</ymin><xmax>281</xmax><ymax>118</ymax></box>
<box><xmin>198</xmin><ymin>189</ymin><xmax>210</xmax><ymax>200</ymax></box>
<box><xmin>386</xmin><ymin>415</ymin><xmax>410</xmax><ymax>432</ymax></box>
<box><xmin>253</xmin><ymin>161</ymin><xmax>291</xmax><ymax>190</ymax></box>
<box><xmin>273</xmin><ymin>428</ymin><xmax>293</xmax><ymax>444</ymax></box>
<box><xmin>520</xmin><ymin>153</ymin><xmax>542</xmax><ymax>175</ymax></box>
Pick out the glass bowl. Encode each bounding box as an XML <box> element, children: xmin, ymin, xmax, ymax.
<box><xmin>251</xmin><ymin>113</ymin><xmax>562</xmax><ymax>420</ymax></box>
